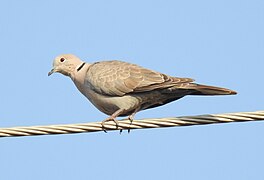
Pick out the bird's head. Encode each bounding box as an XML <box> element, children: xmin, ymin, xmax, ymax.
<box><xmin>48</xmin><ymin>54</ymin><xmax>83</xmax><ymax>77</ymax></box>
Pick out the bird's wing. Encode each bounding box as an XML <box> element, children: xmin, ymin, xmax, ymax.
<box><xmin>85</xmin><ymin>60</ymin><xmax>194</xmax><ymax>96</ymax></box>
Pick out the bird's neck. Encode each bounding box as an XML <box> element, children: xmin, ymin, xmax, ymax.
<box><xmin>70</xmin><ymin>62</ymin><xmax>89</xmax><ymax>87</ymax></box>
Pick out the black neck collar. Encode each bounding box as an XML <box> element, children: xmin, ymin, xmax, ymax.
<box><xmin>77</xmin><ymin>62</ymin><xmax>86</xmax><ymax>72</ymax></box>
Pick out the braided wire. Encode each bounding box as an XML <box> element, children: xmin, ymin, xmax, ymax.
<box><xmin>0</xmin><ymin>110</ymin><xmax>263</xmax><ymax>137</ymax></box>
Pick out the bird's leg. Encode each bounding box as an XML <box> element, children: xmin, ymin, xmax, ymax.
<box><xmin>128</xmin><ymin>112</ymin><xmax>136</xmax><ymax>123</ymax></box>
<box><xmin>128</xmin><ymin>106</ymin><xmax>141</xmax><ymax>123</ymax></box>
<box><xmin>127</xmin><ymin>107</ymin><xmax>141</xmax><ymax>133</ymax></box>
<box><xmin>101</xmin><ymin>109</ymin><xmax>125</xmax><ymax>133</ymax></box>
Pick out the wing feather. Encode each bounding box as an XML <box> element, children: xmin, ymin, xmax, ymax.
<box><xmin>85</xmin><ymin>60</ymin><xmax>194</xmax><ymax>96</ymax></box>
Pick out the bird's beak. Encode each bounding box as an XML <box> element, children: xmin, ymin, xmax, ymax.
<box><xmin>48</xmin><ymin>68</ymin><xmax>55</xmax><ymax>76</ymax></box>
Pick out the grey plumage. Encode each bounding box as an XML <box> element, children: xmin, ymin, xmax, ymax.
<box><xmin>48</xmin><ymin>54</ymin><xmax>237</xmax><ymax>129</ymax></box>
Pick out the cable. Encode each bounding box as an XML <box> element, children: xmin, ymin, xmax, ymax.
<box><xmin>0</xmin><ymin>110</ymin><xmax>263</xmax><ymax>137</ymax></box>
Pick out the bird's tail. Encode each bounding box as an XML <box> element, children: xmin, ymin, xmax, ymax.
<box><xmin>185</xmin><ymin>83</ymin><xmax>237</xmax><ymax>95</ymax></box>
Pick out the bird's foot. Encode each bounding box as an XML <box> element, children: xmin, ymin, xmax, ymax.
<box><xmin>101</xmin><ymin>117</ymin><xmax>119</xmax><ymax>133</ymax></box>
<box><xmin>128</xmin><ymin>115</ymin><xmax>134</xmax><ymax>123</ymax></box>
<box><xmin>119</xmin><ymin>116</ymin><xmax>134</xmax><ymax>134</ymax></box>
<box><xmin>127</xmin><ymin>115</ymin><xmax>135</xmax><ymax>133</ymax></box>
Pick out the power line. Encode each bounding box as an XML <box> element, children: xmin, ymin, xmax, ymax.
<box><xmin>0</xmin><ymin>110</ymin><xmax>263</xmax><ymax>138</ymax></box>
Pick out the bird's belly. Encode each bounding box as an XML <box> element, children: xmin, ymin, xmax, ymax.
<box><xmin>80</xmin><ymin>88</ymin><xmax>140</xmax><ymax>116</ymax></box>
<box><xmin>74</xmin><ymin>80</ymin><xmax>186</xmax><ymax>116</ymax></box>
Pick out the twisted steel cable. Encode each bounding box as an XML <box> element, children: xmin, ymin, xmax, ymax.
<box><xmin>0</xmin><ymin>110</ymin><xmax>263</xmax><ymax>137</ymax></box>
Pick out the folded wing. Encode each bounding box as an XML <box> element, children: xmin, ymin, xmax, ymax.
<box><xmin>85</xmin><ymin>60</ymin><xmax>194</xmax><ymax>96</ymax></box>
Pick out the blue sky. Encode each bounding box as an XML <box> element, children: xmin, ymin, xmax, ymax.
<box><xmin>0</xmin><ymin>0</ymin><xmax>263</xmax><ymax>179</ymax></box>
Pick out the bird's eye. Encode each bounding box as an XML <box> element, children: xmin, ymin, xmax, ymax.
<box><xmin>60</xmin><ymin>57</ymin><xmax>65</xmax><ymax>62</ymax></box>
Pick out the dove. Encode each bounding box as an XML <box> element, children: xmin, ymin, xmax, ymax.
<box><xmin>48</xmin><ymin>54</ymin><xmax>237</xmax><ymax>130</ymax></box>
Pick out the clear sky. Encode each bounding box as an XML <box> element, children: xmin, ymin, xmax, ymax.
<box><xmin>0</xmin><ymin>0</ymin><xmax>263</xmax><ymax>179</ymax></box>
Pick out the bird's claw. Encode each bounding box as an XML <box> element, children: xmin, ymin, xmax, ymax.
<box><xmin>101</xmin><ymin>117</ymin><xmax>119</xmax><ymax>133</ymax></box>
<box><xmin>127</xmin><ymin>115</ymin><xmax>135</xmax><ymax>133</ymax></box>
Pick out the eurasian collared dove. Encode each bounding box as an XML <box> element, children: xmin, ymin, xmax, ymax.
<box><xmin>48</xmin><ymin>54</ymin><xmax>237</xmax><ymax>130</ymax></box>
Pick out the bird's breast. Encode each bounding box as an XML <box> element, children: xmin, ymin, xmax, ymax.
<box><xmin>74</xmin><ymin>81</ymin><xmax>141</xmax><ymax>116</ymax></box>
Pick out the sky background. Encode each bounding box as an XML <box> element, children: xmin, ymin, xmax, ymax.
<box><xmin>0</xmin><ymin>0</ymin><xmax>263</xmax><ymax>179</ymax></box>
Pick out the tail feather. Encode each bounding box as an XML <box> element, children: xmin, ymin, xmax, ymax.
<box><xmin>185</xmin><ymin>83</ymin><xmax>237</xmax><ymax>95</ymax></box>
